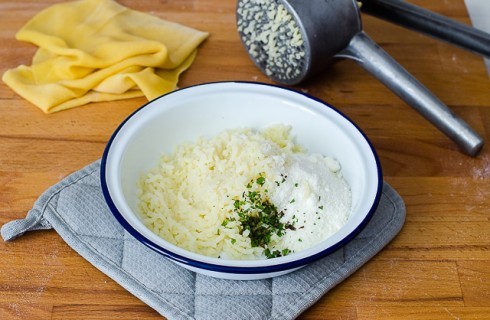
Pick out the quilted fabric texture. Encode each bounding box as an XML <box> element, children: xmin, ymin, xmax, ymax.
<box><xmin>1</xmin><ymin>161</ymin><xmax>406</xmax><ymax>320</ymax></box>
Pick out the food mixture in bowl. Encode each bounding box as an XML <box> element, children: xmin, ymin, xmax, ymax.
<box><xmin>138</xmin><ymin>125</ymin><xmax>351</xmax><ymax>260</ymax></box>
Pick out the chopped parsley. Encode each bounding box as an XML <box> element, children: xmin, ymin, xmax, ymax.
<box><xmin>222</xmin><ymin>173</ymin><xmax>292</xmax><ymax>258</ymax></box>
<box><xmin>256</xmin><ymin>176</ymin><xmax>266</xmax><ymax>186</ymax></box>
<box><xmin>264</xmin><ymin>248</ymin><xmax>291</xmax><ymax>259</ymax></box>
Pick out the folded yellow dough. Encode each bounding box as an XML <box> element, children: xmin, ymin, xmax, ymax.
<box><xmin>2</xmin><ymin>0</ymin><xmax>208</xmax><ymax>113</ymax></box>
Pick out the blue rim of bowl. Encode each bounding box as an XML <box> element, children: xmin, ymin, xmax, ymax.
<box><xmin>100</xmin><ymin>81</ymin><xmax>383</xmax><ymax>274</ymax></box>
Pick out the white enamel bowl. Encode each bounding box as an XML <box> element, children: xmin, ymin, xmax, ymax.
<box><xmin>101</xmin><ymin>81</ymin><xmax>382</xmax><ymax>280</ymax></box>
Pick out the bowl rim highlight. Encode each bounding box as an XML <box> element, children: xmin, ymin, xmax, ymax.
<box><xmin>100</xmin><ymin>81</ymin><xmax>383</xmax><ymax>275</ymax></box>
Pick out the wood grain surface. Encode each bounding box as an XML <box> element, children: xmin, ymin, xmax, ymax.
<box><xmin>1</xmin><ymin>0</ymin><xmax>489</xmax><ymax>319</ymax></box>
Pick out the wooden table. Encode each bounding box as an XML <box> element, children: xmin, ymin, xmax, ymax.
<box><xmin>1</xmin><ymin>0</ymin><xmax>489</xmax><ymax>319</ymax></box>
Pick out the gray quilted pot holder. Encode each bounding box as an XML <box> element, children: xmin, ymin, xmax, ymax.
<box><xmin>1</xmin><ymin>160</ymin><xmax>405</xmax><ymax>320</ymax></box>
